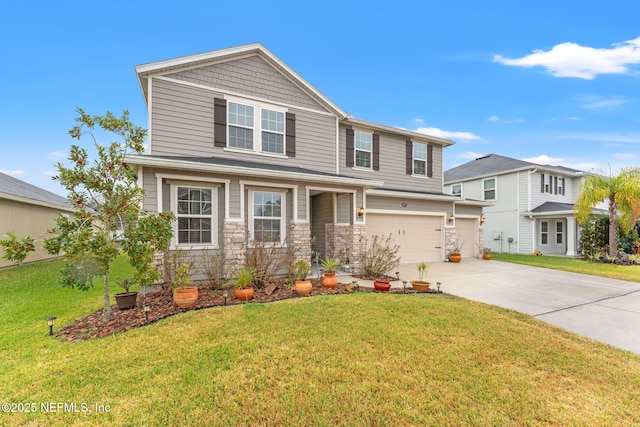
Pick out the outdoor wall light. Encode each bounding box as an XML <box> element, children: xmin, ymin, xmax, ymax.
<box><xmin>143</xmin><ymin>302</ymin><xmax>150</xmax><ymax>322</ymax></box>
<box><xmin>46</xmin><ymin>316</ymin><xmax>56</xmax><ymax>336</ymax></box>
<box><xmin>357</xmin><ymin>207</ymin><xmax>365</xmax><ymax>217</ymax></box>
<box><xmin>480</xmin><ymin>215</ymin><xmax>486</xmax><ymax>224</ymax></box>
<box><xmin>448</xmin><ymin>215</ymin><xmax>455</xmax><ymax>223</ymax></box>
<box><xmin>223</xmin><ymin>289</ymin><xmax>228</xmax><ymax>306</ymax></box>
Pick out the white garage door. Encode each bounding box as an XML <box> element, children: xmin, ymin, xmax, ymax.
<box><xmin>366</xmin><ymin>214</ymin><xmax>443</xmax><ymax>263</ymax></box>
<box><xmin>455</xmin><ymin>218</ymin><xmax>478</xmax><ymax>258</ymax></box>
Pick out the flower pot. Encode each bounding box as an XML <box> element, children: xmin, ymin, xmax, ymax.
<box><xmin>234</xmin><ymin>288</ymin><xmax>254</xmax><ymax>301</ymax></box>
<box><xmin>294</xmin><ymin>280</ymin><xmax>312</xmax><ymax>295</ymax></box>
<box><xmin>115</xmin><ymin>292</ymin><xmax>138</xmax><ymax>310</ymax></box>
<box><xmin>449</xmin><ymin>253</ymin><xmax>462</xmax><ymax>263</ymax></box>
<box><xmin>173</xmin><ymin>286</ymin><xmax>199</xmax><ymax>308</ymax></box>
<box><xmin>410</xmin><ymin>280</ymin><xmax>431</xmax><ymax>291</ymax></box>
<box><xmin>483</xmin><ymin>253</ymin><xmax>492</xmax><ymax>260</ymax></box>
<box><xmin>322</xmin><ymin>271</ymin><xmax>338</xmax><ymax>288</ymax></box>
<box><xmin>374</xmin><ymin>279</ymin><xmax>391</xmax><ymax>292</ymax></box>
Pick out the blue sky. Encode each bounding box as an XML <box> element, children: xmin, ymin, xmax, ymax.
<box><xmin>2</xmin><ymin>1</ymin><xmax>639</xmax><ymax>196</ymax></box>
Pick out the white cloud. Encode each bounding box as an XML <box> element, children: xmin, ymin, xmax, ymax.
<box><xmin>522</xmin><ymin>155</ymin><xmax>597</xmax><ymax>171</ymax></box>
<box><xmin>0</xmin><ymin>169</ymin><xmax>25</xmax><ymax>176</ymax></box>
<box><xmin>488</xmin><ymin>115</ymin><xmax>500</xmax><ymax>122</ymax></box>
<box><xmin>579</xmin><ymin>97</ymin><xmax>629</xmax><ymax>110</ymax></box>
<box><xmin>459</xmin><ymin>151</ymin><xmax>485</xmax><ymax>159</ymax></box>
<box><xmin>413</xmin><ymin>118</ymin><xmax>425</xmax><ymax>126</ymax></box>
<box><xmin>613</xmin><ymin>153</ymin><xmax>636</xmax><ymax>160</ymax></box>
<box><xmin>493</xmin><ymin>36</ymin><xmax>640</xmax><ymax>79</ymax></box>
<box><xmin>49</xmin><ymin>151</ymin><xmax>66</xmax><ymax>159</ymax></box>
<box><xmin>414</xmin><ymin>127</ymin><xmax>482</xmax><ymax>142</ymax></box>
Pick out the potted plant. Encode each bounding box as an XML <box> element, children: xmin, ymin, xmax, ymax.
<box><xmin>115</xmin><ymin>278</ymin><xmax>138</xmax><ymax>310</ymax></box>
<box><xmin>373</xmin><ymin>278</ymin><xmax>392</xmax><ymax>292</ymax></box>
<box><xmin>321</xmin><ymin>257</ymin><xmax>339</xmax><ymax>289</ymax></box>
<box><xmin>410</xmin><ymin>261</ymin><xmax>431</xmax><ymax>291</ymax></box>
<box><xmin>172</xmin><ymin>262</ymin><xmax>199</xmax><ymax>308</ymax></box>
<box><xmin>290</xmin><ymin>259</ymin><xmax>312</xmax><ymax>296</ymax></box>
<box><xmin>448</xmin><ymin>239</ymin><xmax>464</xmax><ymax>263</ymax></box>
<box><xmin>482</xmin><ymin>247</ymin><xmax>492</xmax><ymax>260</ymax></box>
<box><xmin>231</xmin><ymin>267</ymin><xmax>256</xmax><ymax>301</ymax></box>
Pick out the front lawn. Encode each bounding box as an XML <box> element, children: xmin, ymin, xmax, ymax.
<box><xmin>491</xmin><ymin>253</ymin><xmax>640</xmax><ymax>283</ymax></box>
<box><xmin>1</xmin><ymin>258</ymin><xmax>640</xmax><ymax>426</ymax></box>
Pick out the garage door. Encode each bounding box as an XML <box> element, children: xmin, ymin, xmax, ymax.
<box><xmin>366</xmin><ymin>214</ymin><xmax>443</xmax><ymax>263</ymax></box>
<box><xmin>455</xmin><ymin>218</ymin><xmax>478</xmax><ymax>258</ymax></box>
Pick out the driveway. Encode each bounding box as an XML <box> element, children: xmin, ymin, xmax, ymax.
<box><xmin>356</xmin><ymin>259</ymin><xmax>640</xmax><ymax>354</ymax></box>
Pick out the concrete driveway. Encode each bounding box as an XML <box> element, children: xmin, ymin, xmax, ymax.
<box><xmin>358</xmin><ymin>259</ymin><xmax>640</xmax><ymax>354</ymax></box>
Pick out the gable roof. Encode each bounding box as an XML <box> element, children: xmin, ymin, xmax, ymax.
<box><xmin>0</xmin><ymin>173</ymin><xmax>72</xmax><ymax>211</ymax></box>
<box><xmin>444</xmin><ymin>153</ymin><xmax>588</xmax><ymax>183</ymax></box>
<box><xmin>135</xmin><ymin>43</ymin><xmax>347</xmax><ymax>119</ymax></box>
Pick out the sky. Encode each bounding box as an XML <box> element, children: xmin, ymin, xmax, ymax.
<box><xmin>1</xmin><ymin>1</ymin><xmax>639</xmax><ymax>197</ymax></box>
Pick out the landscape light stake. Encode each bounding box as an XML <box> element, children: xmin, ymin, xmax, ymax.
<box><xmin>352</xmin><ymin>280</ymin><xmax>359</xmax><ymax>292</ymax></box>
<box><xmin>402</xmin><ymin>281</ymin><xmax>407</xmax><ymax>293</ymax></box>
<box><xmin>437</xmin><ymin>282</ymin><xmax>441</xmax><ymax>292</ymax></box>
<box><xmin>46</xmin><ymin>316</ymin><xmax>56</xmax><ymax>336</ymax></box>
<box><xmin>223</xmin><ymin>289</ymin><xmax>228</xmax><ymax>306</ymax></box>
<box><xmin>143</xmin><ymin>303</ymin><xmax>150</xmax><ymax>322</ymax></box>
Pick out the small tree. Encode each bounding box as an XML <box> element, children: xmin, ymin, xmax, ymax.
<box><xmin>0</xmin><ymin>232</ymin><xmax>36</xmax><ymax>266</ymax></box>
<box><xmin>43</xmin><ymin>108</ymin><xmax>173</xmax><ymax>322</ymax></box>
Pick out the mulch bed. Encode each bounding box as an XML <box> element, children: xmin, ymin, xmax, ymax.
<box><xmin>56</xmin><ymin>280</ymin><xmax>441</xmax><ymax>342</ymax></box>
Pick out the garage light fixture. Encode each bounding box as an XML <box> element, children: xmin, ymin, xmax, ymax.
<box><xmin>480</xmin><ymin>215</ymin><xmax>486</xmax><ymax>224</ymax></box>
<box><xmin>357</xmin><ymin>207</ymin><xmax>365</xmax><ymax>217</ymax></box>
<box><xmin>448</xmin><ymin>215</ymin><xmax>455</xmax><ymax>223</ymax></box>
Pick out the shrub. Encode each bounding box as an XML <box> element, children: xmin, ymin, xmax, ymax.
<box><xmin>0</xmin><ymin>232</ymin><xmax>36</xmax><ymax>266</ymax></box>
<box><xmin>244</xmin><ymin>238</ymin><xmax>296</xmax><ymax>289</ymax></box>
<box><xmin>358</xmin><ymin>234</ymin><xmax>401</xmax><ymax>279</ymax></box>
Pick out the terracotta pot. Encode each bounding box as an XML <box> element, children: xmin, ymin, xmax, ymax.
<box><xmin>410</xmin><ymin>281</ymin><xmax>431</xmax><ymax>291</ymax></box>
<box><xmin>483</xmin><ymin>253</ymin><xmax>492</xmax><ymax>260</ymax></box>
<box><xmin>115</xmin><ymin>292</ymin><xmax>138</xmax><ymax>310</ymax></box>
<box><xmin>294</xmin><ymin>280</ymin><xmax>312</xmax><ymax>295</ymax></box>
<box><xmin>374</xmin><ymin>279</ymin><xmax>391</xmax><ymax>292</ymax></box>
<box><xmin>234</xmin><ymin>288</ymin><xmax>254</xmax><ymax>301</ymax></box>
<box><xmin>173</xmin><ymin>286</ymin><xmax>199</xmax><ymax>308</ymax></box>
<box><xmin>322</xmin><ymin>271</ymin><xmax>338</xmax><ymax>288</ymax></box>
<box><xmin>449</xmin><ymin>253</ymin><xmax>462</xmax><ymax>263</ymax></box>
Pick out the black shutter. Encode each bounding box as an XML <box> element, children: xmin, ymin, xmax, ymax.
<box><xmin>562</xmin><ymin>178</ymin><xmax>565</xmax><ymax>195</ymax></box>
<box><xmin>372</xmin><ymin>134</ymin><xmax>380</xmax><ymax>170</ymax></box>
<box><xmin>541</xmin><ymin>173</ymin><xmax>545</xmax><ymax>193</ymax></box>
<box><xmin>285</xmin><ymin>112</ymin><xmax>296</xmax><ymax>157</ymax></box>
<box><xmin>346</xmin><ymin>127</ymin><xmax>354</xmax><ymax>167</ymax></box>
<box><xmin>427</xmin><ymin>144</ymin><xmax>433</xmax><ymax>178</ymax></box>
<box><xmin>214</xmin><ymin>98</ymin><xmax>227</xmax><ymax>147</ymax></box>
<box><xmin>554</xmin><ymin>176</ymin><xmax>558</xmax><ymax>194</ymax></box>
<box><xmin>405</xmin><ymin>140</ymin><xmax>413</xmax><ymax>175</ymax></box>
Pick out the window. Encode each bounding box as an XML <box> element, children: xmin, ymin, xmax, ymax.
<box><xmin>541</xmin><ymin>221</ymin><xmax>549</xmax><ymax>245</ymax></box>
<box><xmin>355</xmin><ymin>131</ymin><xmax>372</xmax><ymax>168</ymax></box>
<box><xmin>557</xmin><ymin>177</ymin><xmax>564</xmax><ymax>195</ymax></box>
<box><xmin>413</xmin><ymin>143</ymin><xmax>427</xmax><ymax>175</ymax></box>
<box><xmin>544</xmin><ymin>174</ymin><xmax>551</xmax><ymax>193</ymax></box>
<box><xmin>483</xmin><ymin>178</ymin><xmax>496</xmax><ymax>200</ymax></box>
<box><xmin>451</xmin><ymin>183</ymin><xmax>462</xmax><ymax>196</ymax></box>
<box><xmin>556</xmin><ymin>221</ymin><xmax>563</xmax><ymax>244</ymax></box>
<box><xmin>227</xmin><ymin>101</ymin><xmax>286</xmax><ymax>155</ymax></box>
<box><xmin>176</xmin><ymin>186</ymin><xmax>214</xmax><ymax>245</ymax></box>
<box><xmin>252</xmin><ymin>191</ymin><xmax>284</xmax><ymax>242</ymax></box>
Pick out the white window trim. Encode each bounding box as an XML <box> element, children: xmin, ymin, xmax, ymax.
<box><xmin>412</xmin><ymin>142</ymin><xmax>427</xmax><ymax>176</ymax></box>
<box><xmin>483</xmin><ymin>177</ymin><xmax>497</xmax><ymax>201</ymax></box>
<box><xmin>248</xmin><ymin>189</ymin><xmax>287</xmax><ymax>245</ymax></box>
<box><xmin>451</xmin><ymin>183</ymin><xmax>463</xmax><ymax>197</ymax></box>
<box><xmin>556</xmin><ymin>221</ymin><xmax>563</xmax><ymax>244</ymax></box>
<box><xmin>171</xmin><ymin>183</ymin><xmax>219</xmax><ymax>250</ymax></box>
<box><xmin>557</xmin><ymin>177</ymin><xmax>564</xmax><ymax>194</ymax></box>
<box><xmin>226</xmin><ymin>96</ymin><xmax>288</xmax><ymax>156</ymax></box>
<box><xmin>354</xmin><ymin>130</ymin><xmax>373</xmax><ymax>169</ymax></box>
<box><xmin>540</xmin><ymin>220</ymin><xmax>549</xmax><ymax>246</ymax></box>
<box><xmin>544</xmin><ymin>174</ymin><xmax>551</xmax><ymax>193</ymax></box>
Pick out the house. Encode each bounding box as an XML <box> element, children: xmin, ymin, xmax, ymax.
<box><xmin>125</xmin><ymin>43</ymin><xmax>486</xmax><ymax>277</ymax></box>
<box><xmin>444</xmin><ymin>153</ymin><xmax>591</xmax><ymax>256</ymax></box>
<box><xmin>0</xmin><ymin>173</ymin><xmax>73</xmax><ymax>267</ymax></box>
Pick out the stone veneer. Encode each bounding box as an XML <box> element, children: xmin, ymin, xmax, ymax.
<box><xmin>289</xmin><ymin>222</ymin><xmax>312</xmax><ymax>262</ymax></box>
<box><xmin>223</xmin><ymin>220</ymin><xmax>246</xmax><ymax>277</ymax></box>
<box><xmin>325</xmin><ymin>223</ymin><xmax>366</xmax><ymax>272</ymax></box>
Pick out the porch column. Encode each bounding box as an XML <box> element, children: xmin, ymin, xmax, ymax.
<box><xmin>566</xmin><ymin>216</ymin><xmax>577</xmax><ymax>256</ymax></box>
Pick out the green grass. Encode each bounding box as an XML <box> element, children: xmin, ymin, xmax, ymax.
<box><xmin>1</xmin><ymin>258</ymin><xmax>640</xmax><ymax>426</ymax></box>
<box><xmin>492</xmin><ymin>252</ymin><xmax>640</xmax><ymax>283</ymax></box>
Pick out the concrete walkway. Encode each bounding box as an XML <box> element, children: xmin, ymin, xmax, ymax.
<box><xmin>332</xmin><ymin>259</ymin><xmax>640</xmax><ymax>354</ymax></box>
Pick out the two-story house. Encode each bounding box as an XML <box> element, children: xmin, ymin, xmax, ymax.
<box><xmin>125</xmin><ymin>43</ymin><xmax>486</xmax><ymax>277</ymax></box>
<box><xmin>444</xmin><ymin>153</ymin><xmax>592</xmax><ymax>256</ymax></box>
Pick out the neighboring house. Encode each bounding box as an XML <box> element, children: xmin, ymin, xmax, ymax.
<box><xmin>0</xmin><ymin>173</ymin><xmax>73</xmax><ymax>267</ymax></box>
<box><xmin>444</xmin><ymin>153</ymin><xmax>592</xmax><ymax>256</ymax></box>
<box><xmin>125</xmin><ymin>43</ymin><xmax>486</xmax><ymax>277</ymax></box>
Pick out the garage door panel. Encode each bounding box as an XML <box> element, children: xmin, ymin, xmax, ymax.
<box><xmin>455</xmin><ymin>218</ymin><xmax>477</xmax><ymax>258</ymax></box>
<box><xmin>366</xmin><ymin>214</ymin><xmax>443</xmax><ymax>263</ymax></box>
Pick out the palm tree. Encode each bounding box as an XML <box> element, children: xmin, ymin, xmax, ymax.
<box><xmin>574</xmin><ymin>167</ymin><xmax>640</xmax><ymax>258</ymax></box>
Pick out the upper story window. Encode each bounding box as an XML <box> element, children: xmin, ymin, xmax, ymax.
<box><xmin>483</xmin><ymin>178</ymin><xmax>496</xmax><ymax>200</ymax></box>
<box><xmin>557</xmin><ymin>177</ymin><xmax>564</xmax><ymax>195</ymax></box>
<box><xmin>251</xmin><ymin>190</ymin><xmax>285</xmax><ymax>243</ymax></box>
<box><xmin>214</xmin><ymin>98</ymin><xmax>294</xmax><ymax>156</ymax></box>
<box><xmin>413</xmin><ymin>143</ymin><xmax>427</xmax><ymax>175</ymax></box>
<box><xmin>451</xmin><ymin>183</ymin><xmax>462</xmax><ymax>196</ymax></box>
<box><xmin>355</xmin><ymin>131</ymin><xmax>372</xmax><ymax>168</ymax></box>
<box><xmin>176</xmin><ymin>186</ymin><xmax>215</xmax><ymax>246</ymax></box>
<box><xmin>541</xmin><ymin>173</ymin><xmax>566</xmax><ymax>195</ymax></box>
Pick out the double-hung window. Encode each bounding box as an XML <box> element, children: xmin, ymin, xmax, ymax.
<box><xmin>413</xmin><ymin>143</ymin><xmax>427</xmax><ymax>176</ymax></box>
<box><xmin>228</xmin><ymin>100</ymin><xmax>286</xmax><ymax>155</ymax></box>
<box><xmin>483</xmin><ymin>178</ymin><xmax>496</xmax><ymax>200</ymax></box>
<box><xmin>354</xmin><ymin>131</ymin><xmax>372</xmax><ymax>168</ymax></box>
<box><xmin>176</xmin><ymin>186</ymin><xmax>214</xmax><ymax>245</ymax></box>
<box><xmin>556</xmin><ymin>221</ymin><xmax>563</xmax><ymax>244</ymax></box>
<box><xmin>252</xmin><ymin>191</ymin><xmax>284</xmax><ymax>243</ymax></box>
<box><xmin>541</xmin><ymin>221</ymin><xmax>549</xmax><ymax>245</ymax></box>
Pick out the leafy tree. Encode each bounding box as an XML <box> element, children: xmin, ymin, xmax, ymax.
<box><xmin>574</xmin><ymin>167</ymin><xmax>640</xmax><ymax>258</ymax></box>
<box><xmin>43</xmin><ymin>108</ymin><xmax>173</xmax><ymax>322</ymax></box>
<box><xmin>0</xmin><ymin>232</ymin><xmax>36</xmax><ymax>266</ymax></box>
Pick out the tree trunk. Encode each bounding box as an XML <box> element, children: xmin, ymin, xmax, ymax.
<box><xmin>103</xmin><ymin>270</ymin><xmax>111</xmax><ymax>322</ymax></box>
<box><xmin>609</xmin><ymin>196</ymin><xmax>618</xmax><ymax>258</ymax></box>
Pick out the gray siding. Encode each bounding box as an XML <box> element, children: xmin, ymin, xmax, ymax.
<box><xmin>336</xmin><ymin>193</ymin><xmax>351</xmax><ymax>223</ymax></box>
<box><xmin>311</xmin><ymin>193</ymin><xmax>333</xmax><ymax>258</ymax></box>
<box><xmin>142</xmin><ymin>167</ymin><xmax>158</xmax><ymax>213</ymax></box>
<box><xmin>367</xmin><ymin>196</ymin><xmax>452</xmax><ymax>214</ymax></box>
<box><xmin>166</xmin><ymin>55</ymin><xmax>327</xmax><ymax>112</ymax></box>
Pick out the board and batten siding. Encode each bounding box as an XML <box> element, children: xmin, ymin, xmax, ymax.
<box><xmin>339</xmin><ymin>126</ymin><xmax>444</xmax><ymax>193</ymax></box>
<box><xmin>166</xmin><ymin>55</ymin><xmax>327</xmax><ymax>113</ymax></box>
<box><xmin>149</xmin><ymin>78</ymin><xmax>338</xmax><ymax>173</ymax></box>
